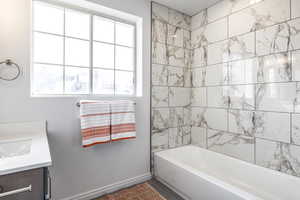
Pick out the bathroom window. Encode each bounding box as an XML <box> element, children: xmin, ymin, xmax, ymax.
<box><xmin>32</xmin><ymin>1</ymin><xmax>137</xmax><ymax>96</ymax></box>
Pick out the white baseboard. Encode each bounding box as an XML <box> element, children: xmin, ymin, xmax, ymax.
<box><xmin>61</xmin><ymin>173</ymin><xmax>152</xmax><ymax>200</ymax></box>
<box><xmin>154</xmin><ymin>176</ymin><xmax>190</xmax><ymax>200</ymax></box>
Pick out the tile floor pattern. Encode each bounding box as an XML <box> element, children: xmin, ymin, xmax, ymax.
<box><xmin>95</xmin><ymin>182</ymin><xmax>167</xmax><ymax>200</ymax></box>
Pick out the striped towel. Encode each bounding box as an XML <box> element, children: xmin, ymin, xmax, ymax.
<box><xmin>80</xmin><ymin>100</ymin><xmax>111</xmax><ymax>147</ymax></box>
<box><xmin>111</xmin><ymin>100</ymin><xmax>136</xmax><ymax>141</ymax></box>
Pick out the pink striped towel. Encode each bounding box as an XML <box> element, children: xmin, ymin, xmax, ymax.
<box><xmin>80</xmin><ymin>100</ymin><xmax>111</xmax><ymax>147</ymax></box>
<box><xmin>110</xmin><ymin>100</ymin><xmax>136</xmax><ymax>141</ymax></box>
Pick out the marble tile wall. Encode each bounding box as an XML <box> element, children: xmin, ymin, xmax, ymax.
<box><xmin>190</xmin><ymin>0</ymin><xmax>300</xmax><ymax>178</ymax></box>
<box><xmin>151</xmin><ymin>2</ymin><xmax>192</xmax><ymax>153</ymax></box>
<box><xmin>152</xmin><ymin>0</ymin><xmax>300</xmax><ymax>178</ymax></box>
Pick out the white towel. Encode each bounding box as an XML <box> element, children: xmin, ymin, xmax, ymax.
<box><xmin>110</xmin><ymin>100</ymin><xmax>136</xmax><ymax>141</ymax></box>
<box><xmin>80</xmin><ymin>100</ymin><xmax>111</xmax><ymax>147</ymax></box>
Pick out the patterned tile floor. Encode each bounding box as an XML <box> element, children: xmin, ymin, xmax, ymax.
<box><xmin>94</xmin><ymin>179</ymin><xmax>184</xmax><ymax>200</ymax></box>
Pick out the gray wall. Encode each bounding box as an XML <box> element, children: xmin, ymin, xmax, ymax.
<box><xmin>0</xmin><ymin>0</ymin><xmax>151</xmax><ymax>199</ymax></box>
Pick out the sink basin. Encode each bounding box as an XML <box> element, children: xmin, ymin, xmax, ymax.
<box><xmin>0</xmin><ymin>139</ymin><xmax>32</xmax><ymax>159</ymax></box>
<box><xmin>0</xmin><ymin>121</ymin><xmax>52</xmax><ymax>175</ymax></box>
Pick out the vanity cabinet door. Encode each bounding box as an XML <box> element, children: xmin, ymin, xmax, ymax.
<box><xmin>0</xmin><ymin>168</ymin><xmax>44</xmax><ymax>200</ymax></box>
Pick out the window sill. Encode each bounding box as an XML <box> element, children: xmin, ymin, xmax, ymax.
<box><xmin>30</xmin><ymin>93</ymin><xmax>140</xmax><ymax>99</ymax></box>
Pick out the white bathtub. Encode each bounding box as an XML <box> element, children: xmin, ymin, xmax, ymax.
<box><xmin>154</xmin><ymin>145</ymin><xmax>300</xmax><ymax>200</ymax></box>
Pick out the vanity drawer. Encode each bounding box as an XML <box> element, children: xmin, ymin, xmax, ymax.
<box><xmin>0</xmin><ymin>168</ymin><xmax>44</xmax><ymax>200</ymax></box>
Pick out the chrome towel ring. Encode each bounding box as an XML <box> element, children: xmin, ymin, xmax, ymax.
<box><xmin>0</xmin><ymin>59</ymin><xmax>21</xmax><ymax>81</ymax></box>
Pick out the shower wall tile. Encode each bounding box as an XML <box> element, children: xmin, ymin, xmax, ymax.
<box><xmin>168</xmin><ymin>9</ymin><xmax>191</xmax><ymax>30</ymax></box>
<box><xmin>191</xmin><ymin>127</ymin><xmax>207</xmax><ymax>148</ymax></box>
<box><xmin>292</xmin><ymin>114</ymin><xmax>300</xmax><ymax>145</ymax></box>
<box><xmin>167</xmin><ymin>24</ymin><xmax>184</xmax><ymax>47</ymax></box>
<box><xmin>228</xmin><ymin>0</ymin><xmax>290</xmax><ymax>37</ymax></box>
<box><xmin>184</xmin><ymin>49</ymin><xmax>192</xmax><ymax>67</ymax></box>
<box><xmin>169</xmin><ymin>87</ymin><xmax>190</xmax><ymax>107</ymax></box>
<box><xmin>254</xmin><ymin>111</ymin><xmax>291</xmax><ymax>143</ymax></box>
<box><xmin>191</xmin><ymin>27</ymin><xmax>207</xmax><ymax>48</ymax></box>
<box><xmin>192</xmin><ymin>47</ymin><xmax>208</xmax><ymax>67</ymax></box>
<box><xmin>229</xmin><ymin>0</ymin><xmax>260</xmax><ymax>13</ymax></box>
<box><xmin>191</xmin><ymin>88</ymin><xmax>207</xmax><ymax>107</ymax></box>
<box><xmin>183</xmin><ymin>68</ymin><xmax>192</xmax><ymax>87</ymax></box>
<box><xmin>191</xmin><ymin>107</ymin><xmax>207</xmax><ymax>127</ymax></box>
<box><xmin>191</xmin><ymin>68</ymin><xmax>206</xmax><ymax>87</ymax></box>
<box><xmin>284</xmin><ymin>19</ymin><xmax>300</xmax><ymax>50</ymax></box>
<box><xmin>207</xmin><ymin>129</ymin><xmax>255</xmax><ymax>163</ymax></box>
<box><xmin>183</xmin><ymin>107</ymin><xmax>191</xmax><ymax>126</ymax></box>
<box><xmin>205</xmin><ymin>64</ymin><xmax>228</xmax><ymax>86</ymax></box>
<box><xmin>168</xmin><ymin>66</ymin><xmax>184</xmax><ymax>86</ymax></box>
<box><xmin>292</xmin><ymin>50</ymin><xmax>300</xmax><ymax>81</ymax></box>
<box><xmin>183</xmin><ymin>30</ymin><xmax>191</xmax><ymax>49</ymax></box>
<box><xmin>204</xmin><ymin>108</ymin><xmax>228</xmax><ymax>131</ymax></box>
<box><xmin>168</xmin><ymin>127</ymin><xmax>183</xmax><ymax>148</ymax></box>
<box><xmin>152</xmin><ymin>108</ymin><xmax>169</xmax><ymax>132</ymax></box>
<box><xmin>228</xmin><ymin>110</ymin><xmax>255</xmax><ymax>136</ymax></box>
<box><xmin>152</xmin><ymin>86</ymin><xmax>169</xmax><ymax>107</ymax></box>
<box><xmin>151</xmin><ymin>3</ymin><xmax>192</xmax><ymax>153</ymax></box>
<box><xmin>152</xmin><ymin>64</ymin><xmax>168</xmax><ymax>86</ymax></box>
<box><xmin>257</xmin><ymin>53</ymin><xmax>292</xmax><ymax>83</ymax></box>
<box><xmin>295</xmin><ymin>83</ymin><xmax>300</xmax><ymax>113</ymax></box>
<box><xmin>256</xmin><ymin>23</ymin><xmax>289</xmax><ymax>56</ymax></box>
<box><xmin>256</xmin><ymin>19</ymin><xmax>300</xmax><ymax>55</ymax></box>
<box><xmin>255</xmin><ymin>83</ymin><xmax>296</xmax><ymax>112</ymax></box>
<box><xmin>256</xmin><ymin>139</ymin><xmax>300</xmax><ymax>177</ymax></box>
<box><xmin>169</xmin><ymin>126</ymin><xmax>191</xmax><ymax>148</ymax></box>
<box><xmin>152</xmin><ymin>42</ymin><xmax>168</xmax><ymax>65</ymax></box>
<box><xmin>168</xmin><ymin>48</ymin><xmax>184</xmax><ymax>67</ymax></box>
<box><xmin>191</xmin><ymin>18</ymin><xmax>227</xmax><ymax>47</ymax></box>
<box><xmin>292</xmin><ymin>0</ymin><xmax>300</xmax><ymax>19</ymax></box>
<box><xmin>152</xmin><ymin>3</ymin><xmax>168</xmax><ymax>22</ymax></box>
<box><xmin>207</xmin><ymin>86</ymin><xmax>229</xmax><ymax>108</ymax></box>
<box><xmin>152</xmin><ymin>130</ymin><xmax>169</xmax><ymax>152</ymax></box>
<box><xmin>228</xmin><ymin>58</ymin><xmax>258</xmax><ymax>85</ymax></box>
<box><xmin>256</xmin><ymin>19</ymin><xmax>300</xmax><ymax>56</ymax></box>
<box><xmin>207</xmin><ymin>0</ymin><xmax>264</xmax><ymax>23</ymax></box>
<box><xmin>191</xmin><ymin>27</ymin><xmax>205</xmax><ymax>48</ymax></box>
<box><xmin>169</xmin><ymin>107</ymin><xmax>184</xmax><ymax>127</ymax></box>
<box><xmin>183</xmin><ymin>133</ymin><xmax>192</xmax><ymax>145</ymax></box>
<box><xmin>182</xmin><ymin>126</ymin><xmax>192</xmax><ymax>145</ymax></box>
<box><xmin>191</xmin><ymin>10</ymin><xmax>208</xmax><ymax>30</ymax></box>
<box><xmin>207</xmin><ymin>0</ymin><xmax>232</xmax><ymax>22</ymax></box>
<box><xmin>228</xmin><ymin>84</ymin><xmax>255</xmax><ymax>110</ymax></box>
<box><xmin>168</xmin><ymin>46</ymin><xmax>185</xmax><ymax>67</ymax></box>
<box><xmin>152</xmin><ymin>20</ymin><xmax>167</xmax><ymax>44</ymax></box>
<box><xmin>224</xmin><ymin>32</ymin><xmax>255</xmax><ymax>62</ymax></box>
<box><xmin>207</xmin><ymin>40</ymin><xmax>227</xmax><ymax>65</ymax></box>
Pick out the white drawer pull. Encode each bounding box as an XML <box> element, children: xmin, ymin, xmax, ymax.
<box><xmin>0</xmin><ymin>185</ymin><xmax>32</xmax><ymax>198</ymax></box>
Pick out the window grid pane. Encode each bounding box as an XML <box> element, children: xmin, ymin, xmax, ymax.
<box><xmin>32</xmin><ymin>2</ymin><xmax>136</xmax><ymax>96</ymax></box>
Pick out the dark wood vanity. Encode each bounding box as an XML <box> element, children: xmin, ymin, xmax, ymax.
<box><xmin>0</xmin><ymin>168</ymin><xmax>51</xmax><ymax>200</ymax></box>
<box><xmin>0</xmin><ymin>168</ymin><xmax>51</xmax><ymax>199</ymax></box>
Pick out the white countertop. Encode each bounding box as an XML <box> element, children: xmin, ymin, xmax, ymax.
<box><xmin>0</xmin><ymin>121</ymin><xmax>52</xmax><ymax>175</ymax></box>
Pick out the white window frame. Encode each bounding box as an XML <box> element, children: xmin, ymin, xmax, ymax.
<box><xmin>31</xmin><ymin>0</ymin><xmax>143</xmax><ymax>97</ymax></box>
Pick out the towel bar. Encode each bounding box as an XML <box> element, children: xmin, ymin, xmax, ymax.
<box><xmin>76</xmin><ymin>102</ymin><xmax>136</xmax><ymax>107</ymax></box>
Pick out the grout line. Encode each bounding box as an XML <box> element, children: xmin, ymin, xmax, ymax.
<box><xmin>290</xmin><ymin>0</ymin><xmax>292</xmax><ymax>20</ymax></box>
<box><xmin>254</xmin><ymin>137</ymin><xmax>256</xmax><ymax>164</ymax></box>
<box><xmin>154</xmin><ymin>81</ymin><xmax>298</xmax><ymax>89</ymax></box>
<box><xmin>290</xmin><ymin>113</ymin><xmax>293</xmax><ymax>144</ymax></box>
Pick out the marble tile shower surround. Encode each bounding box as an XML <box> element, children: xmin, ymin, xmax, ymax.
<box><xmin>151</xmin><ymin>0</ymin><xmax>300</xmax><ymax>178</ymax></box>
<box><xmin>152</xmin><ymin>2</ymin><xmax>192</xmax><ymax>154</ymax></box>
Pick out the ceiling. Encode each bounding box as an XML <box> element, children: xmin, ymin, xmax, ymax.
<box><xmin>151</xmin><ymin>0</ymin><xmax>221</xmax><ymax>16</ymax></box>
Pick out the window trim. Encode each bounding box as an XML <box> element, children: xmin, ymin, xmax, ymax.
<box><xmin>31</xmin><ymin>0</ymin><xmax>139</xmax><ymax>97</ymax></box>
